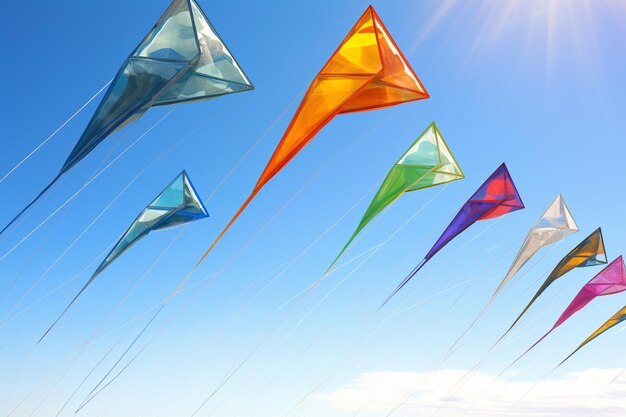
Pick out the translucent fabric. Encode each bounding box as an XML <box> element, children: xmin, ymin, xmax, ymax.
<box><xmin>38</xmin><ymin>171</ymin><xmax>208</xmax><ymax>342</ymax></box>
<box><xmin>330</xmin><ymin>122</ymin><xmax>463</xmax><ymax>268</ymax></box>
<box><xmin>490</xmin><ymin>194</ymin><xmax>579</xmax><ymax>301</ymax></box>
<box><xmin>382</xmin><ymin>163</ymin><xmax>524</xmax><ymax>306</ymax></box>
<box><xmin>424</xmin><ymin>163</ymin><xmax>524</xmax><ymax>261</ymax></box>
<box><xmin>93</xmin><ymin>170</ymin><xmax>208</xmax><ymax>278</ymax></box>
<box><xmin>61</xmin><ymin>0</ymin><xmax>252</xmax><ymax>174</ymax></box>
<box><xmin>256</xmin><ymin>6</ymin><xmax>428</xmax><ymax>189</ymax></box>
<box><xmin>505</xmin><ymin>228</ymin><xmax>608</xmax><ymax>333</ymax></box>
<box><xmin>195</xmin><ymin>5</ymin><xmax>428</xmax><ymax>265</ymax></box>
<box><xmin>521</xmin><ymin>256</ymin><xmax>625</xmax><ymax>359</ymax></box>
<box><xmin>561</xmin><ymin>304</ymin><xmax>626</xmax><ymax>365</ymax></box>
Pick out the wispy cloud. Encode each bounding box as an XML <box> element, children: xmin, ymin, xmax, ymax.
<box><xmin>320</xmin><ymin>368</ymin><xmax>626</xmax><ymax>417</ymax></box>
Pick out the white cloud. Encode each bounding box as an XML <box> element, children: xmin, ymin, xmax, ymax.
<box><xmin>320</xmin><ymin>368</ymin><xmax>626</xmax><ymax>417</ymax></box>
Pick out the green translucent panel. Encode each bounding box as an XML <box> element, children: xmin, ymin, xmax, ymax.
<box><xmin>62</xmin><ymin>58</ymin><xmax>184</xmax><ymax>174</ymax></box>
<box><xmin>329</xmin><ymin>122</ymin><xmax>464</xmax><ymax>268</ymax></box>
<box><xmin>134</xmin><ymin>0</ymin><xmax>199</xmax><ymax>61</ymax></box>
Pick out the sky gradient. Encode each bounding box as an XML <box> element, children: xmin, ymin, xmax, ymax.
<box><xmin>1</xmin><ymin>1</ymin><xmax>625</xmax><ymax>416</ymax></box>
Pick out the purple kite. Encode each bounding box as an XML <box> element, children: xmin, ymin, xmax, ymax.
<box><xmin>381</xmin><ymin>163</ymin><xmax>524</xmax><ymax>307</ymax></box>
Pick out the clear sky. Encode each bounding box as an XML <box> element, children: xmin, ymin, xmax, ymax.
<box><xmin>1</xmin><ymin>1</ymin><xmax>625</xmax><ymax>416</ymax></box>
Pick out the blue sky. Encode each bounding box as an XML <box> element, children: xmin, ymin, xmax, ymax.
<box><xmin>1</xmin><ymin>0</ymin><xmax>625</xmax><ymax>416</ymax></box>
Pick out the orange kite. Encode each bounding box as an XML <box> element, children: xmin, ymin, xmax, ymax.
<box><xmin>198</xmin><ymin>6</ymin><xmax>429</xmax><ymax>263</ymax></box>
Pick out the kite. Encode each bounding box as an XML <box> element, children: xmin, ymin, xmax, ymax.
<box><xmin>196</xmin><ymin>5</ymin><xmax>429</xmax><ymax>264</ymax></box>
<box><xmin>502</xmin><ymin>228</ymin><xmax>607</xmax><ymax>336</ymax></box>
<box><xmin>560</xmin><ymin>303</ymin><xmax>626</xmax><ymax>366</ymax></box>
<box><xmin>39</xmin><ymin>171</ymin><xmax>209</xmax><ymax>342</ymax></box>
<box><xmin>488</xmin><ymin>194</ymin><xmax>579</xmax><ymax>304</ymax></box>
<box><xmin>1</xmin><ymin>0</ymin><xmax>252</xmax><ymax>235</ymax></box>
<box><xmin>328</xmin><ymin>122</ymin><xmax>464</xmax><ymax>270</ymax></box>
<box><xmin>514</xmin><ymin>255</ymin><xmax>626</xmax><ymax>362</ymax></box>
<box><xmin>381</xmin><ymin>163</ymin><xmax>524</xmax><ymax>307</ymax></box>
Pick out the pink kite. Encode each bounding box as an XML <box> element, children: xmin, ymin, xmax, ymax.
<box><xmin>514</xmin><ymin>255</ymin><xmax>625</xmax><ymax>364</ymax></box>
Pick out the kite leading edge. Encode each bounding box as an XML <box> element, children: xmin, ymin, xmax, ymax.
<box><xmin>500</xmin><ymin>227</ymin><xmax>608</xmax><ymax>339</ymax></box>
<box><xmin>512</xmin><ymin>255</ymin><xmax>626</xmax><ymax>365</ymax></box>
<box><xmin>327</xmin><ymin>122</ymin><xmax>464</xmax><ymax>272</ymax></box>
<box><xmin>38</xmin><ymin>171</ymin><xmax>209</xmax><ymax>343</ymax></box>
<box><xmin>196</xmin><ymin>5</ymin><xmax>429</xmax><ymax>266</ymax></box>
<box><xmin>381</xmin><ymin>163</ymin><xmax>524</xmax><ymax>308</ymax></box>
<box><xmin>0</xmin><ymin>0</ymin><xmax>252</xmax><ymax>236</ymax></box>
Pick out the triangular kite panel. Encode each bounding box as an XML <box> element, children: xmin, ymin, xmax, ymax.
<box><xmin>490</xmin><ymin>194</ymin><xmax>579</xmax><ymax>300</ymax></box>
<box><xmin>194</xmin><ymin>5</ymin><xmax>428</xmax><ymax>265</ymax></box>
<box><xmin>133</xmin><ymin>0</ymin><xmax>199</xmax><ymax>61</ymax></box>
<box><xmin>328</xmin><ymin>122</ymin><xmax>463</xmax><ymax>269</ymax></box>
<box><xmin>255</xmin><ymin>75</ymin><xmax>374</xmax><ymax>188</ymax></box>
<box><xmin>562</xmin><ymin>304</ymin><xmax>626</xmax><ymax>365</ymax></box>
<box><xmin>503</xmin><ymin>228</ymin><xmax>608</xmax><ymax>335</ymax></box>
<box><xmin>93</xmin><ymin>171</ymin><xmax>208</xmax><ymax>277</ymax></box>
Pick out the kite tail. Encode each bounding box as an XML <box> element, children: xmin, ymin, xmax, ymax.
<box><xmin>556</xmin><ymin>349</ymin><xmax>577</xmax><ymax>368</ymax></box>
<box><xmin>326</xmin><ymin>233</ymin><xmax>359</xmax><ymax>275</ymax></box>
<box><xmin>196</xmin><ymin>187</ymin><xmax>261</xmax><ymax>266</ymax></box>
<box><xmin>37</xmin><ymin>272</ymin><xmax>97</xmax><ymax>344</ymax></box>
<box><xmin>504</xmin><ymin>328</ymin><xmax>554</xmax><ymax>375</ymax></box>
<box><xmin>379</xmin><ymin>258</ymin><xmax>427</xmax><ymax>310</ymax></box>
<box><xmin>0</xmin><ymin>175</ymin><xmax>60</xmax><ymax>236</ymax></box>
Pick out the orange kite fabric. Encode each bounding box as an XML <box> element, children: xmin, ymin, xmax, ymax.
<box><xmin>198</xmin><ymin>6</ymin><xmax>429</xmax><ymax>263</ymax></box>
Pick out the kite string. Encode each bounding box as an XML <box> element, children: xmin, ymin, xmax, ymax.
<box><xmin>77</xmin><ymin>152</ymin><xmax>337</xmax><ymax>414</ymax></box>
<box><xmin>16</xmin><ymin>111</ymin><xmax>228</xmax><ymax>417</ymax></box>
<box><xmin>0</xmin><ymin>79</ymin><xmax>113</xmax><ymax>185</ymax></box>
<box><xmin>199</xmin><ymin>184</ymin><xmax>450</xmax><ymax>417</ymax></box>
<box><xmin>69</xmin><ymin>92</ymin><xmax>312</xmax><ymax>412</ymax></box>
<box><xmin>78</xmin><ymin>113</ymin><xmax>396</xmax><ymax>415</ymax></box>
<box><xmin>0</xmin><ymin>111</ymin><xmax>217</xmax><ymax>330</ymax></box>
<box><xmin>0</xmin><ymin>107</ymin><xmax>177</xmax><ymax>263</ymax></box>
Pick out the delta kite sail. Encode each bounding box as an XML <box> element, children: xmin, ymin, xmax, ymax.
<box><xmin>381</xmin><ymin>163</ymin><xmax>524</xmax><ymax>307</ymax></box>
<box><xmin>560</xmin><ymin>303</ymin><xmax>626</xmax><ymax>366</ymax></box>
<box><xmin>487</xmin><ymin>194</ymin><xmax>579</xmax><ymax>305</ymax></box>
<box><xmin>513</xmin><ymin>255</ymin><xmax>626</xmax><ymax>363</ymax></box>
<box><xmin>328</xmin><ymin>122</ymin><xmax>464</xmax><ymax>270</ymax></box>
<box><xmin>196</xmin><ymin>5</ymin><xmax>429</xmax><ymax>264</ymax></box>
<box><xmin>1</xmin><ymin>0</ymin><xmax>251</xmax><ymax>235</ymax></box>
<box><xmin>39</xmin><ymin>171</ymin><xmax>209</xmax><ymax>342</ymax></box>
<box><xmin>500</xmin><ymin>228</ymin><xmax>607</xmax><ymax>338</ymax></box>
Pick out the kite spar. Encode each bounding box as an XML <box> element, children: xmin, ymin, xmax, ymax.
<box><xmin>327</xmin><ymin>122</ymin><xmax>464</xmax><ymax>271</ymax></box>
<box><xmin>196</xmin><ymin>5</ymin><xmax>429</xmax><ymax>265</ymax></box>
<box><xmin>381</xmin><ymin>163</ymin><xmax>524</xmax><ymax>307</ymax></box>
<box><xmin>513</xmin><ymin>255</ymin><xmax>626</xmax><ymax>364</ymax></box>
<box><xmin>559</xmin><ymin>304</ymin><xmax>626</xmax><ymax>366</ymax></box>
<box><xmin>38</xmin><ymin>171</ymin><xmax>209</xmax><ymax>342</ymax></box>
<box><xmin>1</xmin><ymin>0</ymin><xmax>252</xmax><ymax>235</ymax></box>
